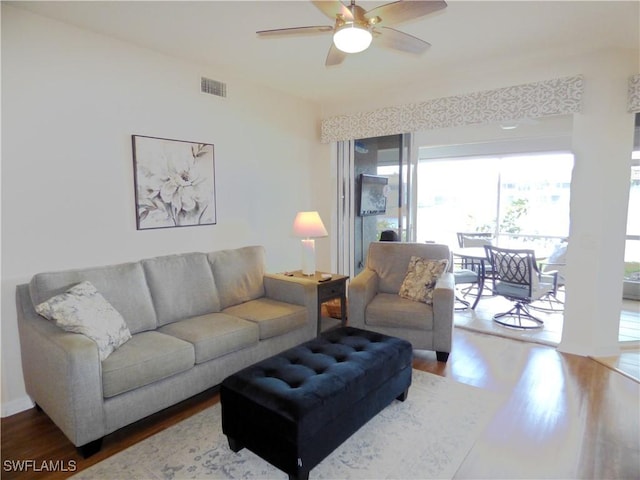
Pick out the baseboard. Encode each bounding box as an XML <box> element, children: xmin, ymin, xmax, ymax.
<box><xmin>1</xmin><ymin>395</ymin><xmax>34</xmax><ymax>418</ymax></box>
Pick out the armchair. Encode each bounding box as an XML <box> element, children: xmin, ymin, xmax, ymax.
<box><xmin>348</xmin><ymin>242</ymin><xmax>455</xmax><ymax>362</ymax></box>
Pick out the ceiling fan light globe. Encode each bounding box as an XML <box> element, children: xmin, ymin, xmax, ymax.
<box><xmin>333</xmin><ymin>24</ymin><xmax>372</xmax><ymax>53</ymax></box>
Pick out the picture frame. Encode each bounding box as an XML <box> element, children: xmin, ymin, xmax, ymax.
<box><xmin>132</xmin><ymin>135</ymin><xmax>216</xmax><ymax>230</ymax></box>
<box><xmin>359</xmin><ymin>174</ymin><xmax>389</xmax><ymax>216</ymax></box>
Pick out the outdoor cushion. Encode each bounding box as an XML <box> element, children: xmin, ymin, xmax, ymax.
<box><xmin>223</xmin><ymin>298</ymin><xmax>307</xmax><ymax>340</ymax></box>
<box><xmin>454</xmin><ymin>269</ymin><xmax>479</xmax><ymax>284</ymax></box>
<box><xmin>159</xmin><ymin>313</ymin><xmax>259</xmax><ymax>364</ymax></box>
<box><xmin>365</xmin><ymin>293</ymin><xmax>434</xmax><ymax>330</ymax></box>
<box><xmin>102</xmin><ymin>331</ymin><xmax>195</xmax><ymax>398</ymax></box>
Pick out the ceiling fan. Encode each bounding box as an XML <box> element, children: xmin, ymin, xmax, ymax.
<box><xmin>256</xmin><ymin>0</ymin><xmax>447</xmax><ymax>66</ymax></box>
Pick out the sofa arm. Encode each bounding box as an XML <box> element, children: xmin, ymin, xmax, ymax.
<box><xmin>263</xmin><ymin>274</ymin><xmax>318</xmax><ymax>327</ymax></box>
<box><xmin>347</xmin><ymin>269</ymin><xmax>379</xmax><ymax>329</ymax></box>
<box><xmin>16</xmin><ymin>284</ymin><xmax>105</xmax><ymax>447</ymax></box>
<box><xmin>432</xmin><ymin>272</ymin><xmax>455</xmax><ymax>353</ymax></box>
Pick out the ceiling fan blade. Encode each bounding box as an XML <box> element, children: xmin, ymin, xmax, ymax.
<box><xmin>376</xmin><ymin>27</ymin><xmax>431</xmax><ymax>54</ymax></box>
<box><xmin>257</xmin><ymin>25</ymin><xmax>334</xmax><ymax>37</ymax></box>
<box><xmin>312</xmin><ymin>1</ymin><xmax>353</xmax><ymax>21</ymax></box>
<box><xmin>326</xmin><ymin>43</ymin><xmax>348</xmax><ymax>66</ymax></box>
<box><xmin>366</xmin><ymin>1</ymin><xmax>447</xmax><ymax>27</ymax></box>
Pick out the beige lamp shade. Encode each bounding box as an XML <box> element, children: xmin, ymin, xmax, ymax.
<box><xmin>292</xmin><ymin>211</ymin><xmax>328</xmax><ymax>238</ymax></box>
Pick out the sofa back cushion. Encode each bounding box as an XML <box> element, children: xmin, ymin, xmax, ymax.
<box><xmin>142</xmin><ymin>252</ymin><xmax>220</xmax><ymax>326</ymax></box>
<box><xmin>29</xmin><ymin>261</ymin><xmax>157</xmax><ymax>334</ymax></box>
<box><xmin>367</xmin><ymin>242</ymin><xmax>452</xmax><ymax>294</ymax></box>
<box><xmin>208</xmin><ymin>246</ymin><xmax>266</xmax><ymax>310</ymax></box>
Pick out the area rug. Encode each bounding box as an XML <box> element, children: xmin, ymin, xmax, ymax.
<box><xmin>73</xmin><ymin>370</ymin><xmax>501</xmax><ymax>480</ymax></box>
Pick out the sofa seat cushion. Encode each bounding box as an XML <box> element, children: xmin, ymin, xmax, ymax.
<box><xmin>158</xmin><ymin>313</ymin><xmax>259</xmax><ymax>364</ymax></box>
<box><xmin>365</xmin><ymin>293</ymin><xmax>434</xmax><ymax>330</ymax></box>
<box><xmin>223</xmin><ymin>298</ymin><xmax>307</xmax><ymax>340</ymax></box>
<box><xmin>102</xmin><ymin>331</ymin><xmax>195</xmax><ymax>398</ymax></box>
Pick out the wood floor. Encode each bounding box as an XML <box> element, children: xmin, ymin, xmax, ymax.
<box><xmin>2</xmin><ymin>328</ymin><xmax>639</xmax><ymax>480</ymax></box>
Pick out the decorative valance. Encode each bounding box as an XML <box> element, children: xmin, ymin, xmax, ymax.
<box><xmin>628</xmin><ymin>74</ymin><xmax>640</xmax><ymax>113</ymax></box>
<box><xmin>321</xmin><ymin>75</ymin><xmax>584</xmax><ymax>143</ymax></box>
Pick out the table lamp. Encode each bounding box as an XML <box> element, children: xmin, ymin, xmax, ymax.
<box><xmin>292</xmin><ymin>211</ymin><xmax>328</xmax><ymax>275</ymax></box>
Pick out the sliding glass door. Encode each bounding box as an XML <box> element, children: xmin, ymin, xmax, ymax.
<box><xmin>335</xmin><ymin>137</ymin><xmax>574</xmax><ymax>278</ymax></box>
<box><xmin>336</xmin><ymin>134</ymin><xmax>415</xmax><ymax>277</ymax></box>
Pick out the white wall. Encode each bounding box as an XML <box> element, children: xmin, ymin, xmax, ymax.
<box><xmin>1</xmin><ymin>5</ymin><xmax>328</xmax><ymax>416</ymax></box>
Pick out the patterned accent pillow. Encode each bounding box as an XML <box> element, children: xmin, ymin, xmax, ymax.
<box><xmin>35</xmin><ymin>281</ymin><xmax>131</xmax><ymax>361</ymax></box>
<box><xmin>399</xmin><ymin>257</ymin><xmax>449</xmax><ymax>304</ymax></box>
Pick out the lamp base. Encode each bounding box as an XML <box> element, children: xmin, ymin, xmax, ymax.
<box><xmin>301</xmin><ymin>238</ymin><xmax>316</xmax><ymax>276</ymax></box>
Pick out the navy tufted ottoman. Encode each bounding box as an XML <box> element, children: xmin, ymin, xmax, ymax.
<box><xmin>221</xmin><ymin>326</ymin><xmax>413</xmax><ymax>480</ymax></box>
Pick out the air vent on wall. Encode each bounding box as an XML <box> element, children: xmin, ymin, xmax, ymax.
<box><xmin>201</xmin><ymin>77</ymin><xmax>227</xmax><ymax>98</ymax></box>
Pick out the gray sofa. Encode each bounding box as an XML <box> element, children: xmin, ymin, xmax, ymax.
<box><xmin>348</xmin><ymin>242</ymin><xmax>455</xmax><ymax>361</ymax></box>
<box><xmin>16</xmin><ymin>246</ymin><xmax>317</xmax><ymax>455</ymax></box>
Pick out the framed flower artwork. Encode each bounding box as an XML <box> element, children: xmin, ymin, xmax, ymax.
<box><xmin>132</xmin><ymin>135</ymin><xmax>216</xmax><ymax>230</ymax></box>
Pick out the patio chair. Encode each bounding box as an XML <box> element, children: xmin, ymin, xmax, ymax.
<box><xmin>484</xmin><ymin>245</ymin><xmax>558</xmax><ymax>329</ymax></box>
<box><xmin>456</xmin><ymin>231</ymin><xmax>494</xmax><ymax>291</ymax></box>
<box><xmin>456</xmin><ymin>232</ymin><xmax>494</xmax><ymax>248</ymax></box>
<box><xmin>454</xmin><ymin>266</ymin><xmax>481</xmax><ymax>310</ymax></box>
<box><xmin>534</xmin><ymin>240</ymin><xmax>567</xmax><ymax>312</ymax></box>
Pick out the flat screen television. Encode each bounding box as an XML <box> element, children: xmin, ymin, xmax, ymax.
<box><xmin>359</xmin><ymin>174</ymin><xmax>388</xmax><ymax>216</ymax></box>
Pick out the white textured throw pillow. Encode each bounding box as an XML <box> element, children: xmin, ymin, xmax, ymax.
<box><xmin>36</xmin><ymin>281</ymin><xmax>131</xmax><ymax>361</ymax></box>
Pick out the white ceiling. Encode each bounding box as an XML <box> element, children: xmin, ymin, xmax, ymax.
<box><xmin>9</xmin><ymin>1</ymin><xmax>640</xmax><ymax>104</ymax></box>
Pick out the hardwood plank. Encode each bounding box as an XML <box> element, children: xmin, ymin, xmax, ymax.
<box><xmin>2</xmin><ymin>329</ymin><xmax>638</xmax><ymax>479</ymax></box>
<box><xmin>1</xmin><ymin>389</ymin><xmax>220</xmax><ymax>480</ymax></box>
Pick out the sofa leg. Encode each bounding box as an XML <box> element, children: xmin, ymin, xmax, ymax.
<box><xmin>227</xmin><ymin>436</ymin><xmax>244</xmax><ymax>453</ymax></box>
<box><xmin>436</xmin><ymin>351</ymin><xmax>450</xmax><ymax>363</ymax></box>
<box><xmin>77</xmin><ymin>438</ymin><xmax>103</xmax><ymax>458</ymax></box>
<box><xmin>396</xmin><ymin>389</ymin><xmax>409</xmax><ymax>402</ymax></box>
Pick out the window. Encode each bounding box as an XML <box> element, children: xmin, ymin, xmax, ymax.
<box><xmin>417</xmin><ymin>152</ymin><xmax>574</xmax><ymax>250</ymax></box>
<box><xmin>625</xmin><ymin>160</ymin><xmax>640</xmax><ymax>285</ymax></box>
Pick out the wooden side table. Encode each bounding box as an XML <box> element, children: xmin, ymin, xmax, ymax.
<box><xmin>285</xmin><ymin>271</ymin><xmax>349</xmax><ymax>335</ymax></box>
